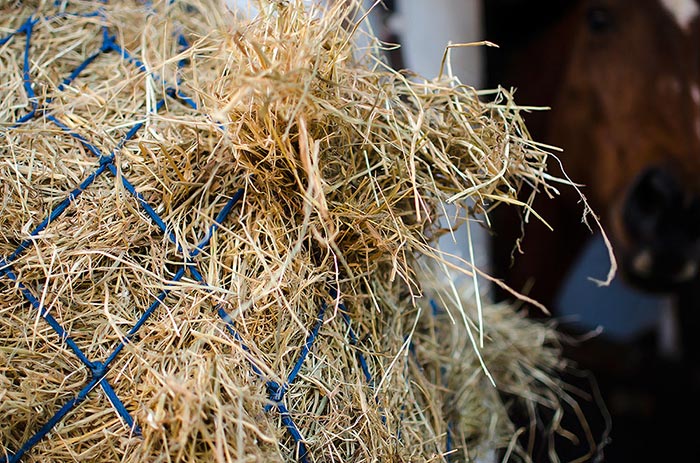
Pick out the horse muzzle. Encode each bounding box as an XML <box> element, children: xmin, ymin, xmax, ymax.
<box><xmin>618</xmin><ymin>166</ymin><xmax>700</xmax><ymax>292</ymax></box>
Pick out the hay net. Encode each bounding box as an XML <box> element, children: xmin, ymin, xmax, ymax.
<box><xmin>1</xmin><ymin>0</ymin><xmax>576</xmax><ymax>462</ymax></box>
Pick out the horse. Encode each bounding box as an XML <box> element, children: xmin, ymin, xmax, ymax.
<box><xmin>488</xmin><ymin>0</ymin><xmax>700</xmax><ymax>311</ymax></box>
<box><xmin>484</xmin><ymin>0</ymin><xmax>700</xmax><ymax>460</ymax></box>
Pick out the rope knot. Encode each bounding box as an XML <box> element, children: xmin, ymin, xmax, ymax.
<box><xmin>90</xmin><ymin>361</ymin><xmax>107</xmax><ymax>378</ymax></box>
<box><xmin>98</xmin><ymin>155</ymin><xmax>114</xmax><ymax>167</ymax></box>
<box><xmin>266</xmin><ymin>381</ymin><xmax>286</xmax><ymax>403</ymax></box>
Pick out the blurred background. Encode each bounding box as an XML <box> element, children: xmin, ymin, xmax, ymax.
<box><xmin>368</xmin><ymin>0</ymin><xmax>699</xmax><ymax>461</ymax></box>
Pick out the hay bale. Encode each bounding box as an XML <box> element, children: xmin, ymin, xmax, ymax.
<box><xmin>1</xmin><ymin>1</ymin><xmax>584</xmax><ymax>461</ymax></box>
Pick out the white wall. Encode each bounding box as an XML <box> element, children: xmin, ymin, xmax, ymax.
<box><xmin>395</xmin><ymin>0</ymin><xmax>490</xmax><ymax>281</ymax></box>
<box><xmin>396</xmin><ymin>0</ymin><xmax>484</xmax><ymax>88</ymax></box>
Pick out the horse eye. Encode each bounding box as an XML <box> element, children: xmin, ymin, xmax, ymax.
<box><xmin>586</xmin><ymin>6</ymin><xmax>614</xmax><ymax>33</ymax></box>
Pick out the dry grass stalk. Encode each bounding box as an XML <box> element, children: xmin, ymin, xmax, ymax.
<box><xmin>0</xmin><ymin>0</ymin><xmax>592</xmax><ymax>462</ymax></box>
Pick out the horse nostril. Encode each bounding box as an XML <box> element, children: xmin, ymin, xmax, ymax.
<box><xmin>623</xmin><ymin>167</ymin><xmax>682</xmax><ymax>238</ymax></box>
<box><xmin>633</xmin><ymin>168</ymin><xmax>680</xmax><ymax>210</ymax></box>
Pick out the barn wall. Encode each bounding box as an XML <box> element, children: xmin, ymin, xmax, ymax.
<box><xmin>395</xmin><ymin>0</ymin><xmax>490</xmax><ymax>278</ymax></box>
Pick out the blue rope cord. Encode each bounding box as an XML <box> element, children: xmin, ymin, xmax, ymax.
<box><xmin>340</xmin><ymin>311</ymin><xmax>375</xmax><ymax>386</ymax></box>
<box><xmin>445</xmin><ymin>422</ymin><xmax>455</xmax><ymax>462</ymax></box>
<box><xmin>21</xmin><ymin>19</ymin><xmax>39</xmax><ymax>110</ymax></box>
<box><xmin>0</xmin><ymin>267</ymin><xmax>95</xmax><ymax>368</ymax></box>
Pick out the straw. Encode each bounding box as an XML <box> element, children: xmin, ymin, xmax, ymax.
<box><xmin>0</xmin><ymin>1</ymin><xmax>593</xmax><ymax>461</ymax></box>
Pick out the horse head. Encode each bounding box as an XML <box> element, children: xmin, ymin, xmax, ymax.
<box><xmin>546</xmin><ymin>0</ymin><xmax>700</xmax><ymax>291</ymax></box>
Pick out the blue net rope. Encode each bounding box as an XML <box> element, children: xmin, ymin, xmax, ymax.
<box><xmin>0</xmin><ymin>4</ymin><xmax>381</xmax><ymax>462</ymax></box>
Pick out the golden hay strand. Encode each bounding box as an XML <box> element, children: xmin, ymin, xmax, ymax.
<box><xmin>0</xmin><ymin>0</ymin><xmax>595</xmax><ymax>462</ymax></box>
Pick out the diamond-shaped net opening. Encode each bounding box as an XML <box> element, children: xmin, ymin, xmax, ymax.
<box><xmin>0</xmin><ymin>12</ymin><xmax>104</xmax><ymax>120</ymax></box>
<box><xmin>107</xmin><ymin>295</ymin><xmax>286</xmax><ymax>461</ymax></box>
<box><xmin>117</xmin><ymin>117</ymin><xmax>243</xmax><ymax>248</ymax></box>
<box><xmin>48</xmin><ymin>62</ymin><xmax>153</xmax><ymax>154</ymax></box>
<box><xmin>0</xmin><ymin>120</ymin><xmax>102</xmax><ymax>257</ymax></box>
<box><xmin>8</xmin><ymin>175</ymin><xmax>172</xmax><ymax>359</ymax></box>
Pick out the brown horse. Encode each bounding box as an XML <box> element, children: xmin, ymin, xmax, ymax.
<box><xmin>485</xmin><ymin>1</ymin><xmax>700</xmax><ymax>461</ymax></box>
<box><xmin>489</xmin><ymin>0</ymin><xmax>700</xmax><ymax>312</ymax></box>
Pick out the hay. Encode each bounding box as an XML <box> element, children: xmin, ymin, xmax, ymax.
<box><xmin>1</xmin><ymin>0</ymin><xmax>586</xmax><ymax>462</ymax></box>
